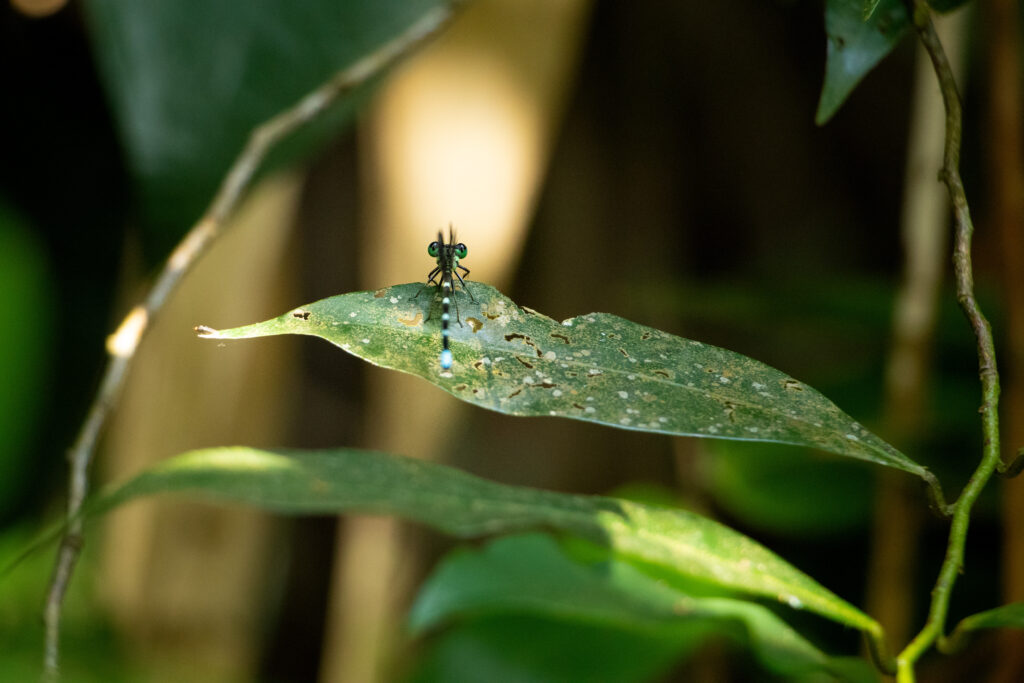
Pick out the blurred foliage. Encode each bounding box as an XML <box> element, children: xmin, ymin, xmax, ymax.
<box><xmin>0</xmin><ymin>201</ymin><xmax>54</xmax><ymax>521</ymax></box>
<box><xmin>0</xmin><ymin>526</ymin><xmax>139</xmax><ymax>683</ymax></box>
<box><xmin>405</xmin><ymin>534</ymin><xmax>877</xmax><ymax>682</ymax></box>
<box><xmin>81</xmin><ymin>0</ymin><xmax>442</xmax><ymax>254</ymax></box>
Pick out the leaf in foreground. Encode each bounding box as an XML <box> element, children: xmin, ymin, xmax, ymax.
<box><xmin>197</xmin><ymin>283</ymin><xmax>928</xmax><ymax>482</ymax></box>
<box><xmin>92</xmin><ymin>447</ymin><xmax>881</xmax><ymax>638</ymax></box>
<box><xmin>410</xmin><ymin>534</ymin><xmax>877</xmax><ymax>682</ymax></box>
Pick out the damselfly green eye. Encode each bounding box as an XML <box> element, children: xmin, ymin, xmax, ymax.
<box><xmin>427</xmin><ymin>241</ymin><xmax>440</xmax><ymax>257</ymax></box>
<box><xmin>454</xmin><ymin>243</ymin><xmax>468</xmax><ymax>259</ymax></box>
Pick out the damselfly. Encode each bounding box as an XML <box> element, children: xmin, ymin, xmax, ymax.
<box><xmin>412</xmin><ymin>228</ymin><xmax>475</xmax><ymax>369</ymax></box>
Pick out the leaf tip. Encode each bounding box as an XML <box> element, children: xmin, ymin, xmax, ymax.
<box><xmin>194</xmin><ymin>324</ymin><xmax>219</xmax><ymax>338</ymax></box>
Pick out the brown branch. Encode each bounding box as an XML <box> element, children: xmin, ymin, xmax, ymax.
<box><xmin>896</xmin><ymin>1</ymin><xmax>1003</xmax><ymax>678</ymax></box>
<box><xmin>41</xmin><ymin>5</ymin><xmax>461</xmax><ymax>680</ymax></box>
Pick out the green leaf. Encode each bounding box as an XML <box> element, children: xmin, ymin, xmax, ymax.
<box><xmin>410</xmin><ymin>534</ymin><xmax>878</xmax><ymax>682</ymax></box>
<box><xmin>705</xmin><ymin>441</ymin><xmax>873</xmax><ymax>537</ymax></box>
<box><xmin>862</xmin><ymin>0</ymin><xmax>883</xmax><ymax>20</ymax></box>
<box><xmin>945</xmin><ymin>603</ymin><xmax>1024</xmax><ymax>652</ymax></box>
<box><xmin>197</xmin><ymin>283</ymin><xmax>928</xmax><ymax>481</ymax></box>
<box><xmin>91</xmin><ymin>447</ymin><xmax>881</xmax><ymax>635</ymax></box>
<box><xmin>407</xmin><ymin>615</ymin><xmax>695</xmax><ymax>683</ymax></box>
<box><xmin>81</xmin><ymin>0</ymin><xmax>443</xmax><ymax>240</ymax></box>
<box><xmin>816</xmin><ymin>0</ymin><xmax>911</xmax><ymax>125</ymax></box>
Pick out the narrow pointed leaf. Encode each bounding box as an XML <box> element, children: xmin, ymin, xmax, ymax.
<box><xmin>945</xmin><ymin>603</ymin><xmax>1024</xmax><ymax>652</ymax></box>
<box><xmin>91</xmin><ymin>447</ymin><xmax>881</xmax><ymax>635</ymax></box>
<box><xmin>411</xmin><ymin>534</ymin><xmax>878</xmax><ymax>682</ymax></box>
<box><xmin>816</xmin><ymin>0</ymin><xmax>910</xmax><ymax>125</ymax></box>
<box><xmin>198</xmin><ymin>283</ymin><xmax>928</xmax><ymax>481</ymax></box>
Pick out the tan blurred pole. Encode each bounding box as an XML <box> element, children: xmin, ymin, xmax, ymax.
<box><xmin>865</xmin><ymin>9</ymin><xmax>967</xmax><ymax>651</ymax></box>
<box><xmin>983</xmin><ymin>0</ymin><xmax>1024</xmax><ymax>679</ymax></box>
<box><xmin>319</xmin><ymin>1</ymin><xmax>591</xmax><ymax>681</ymax></box>
<box><xmin>100</xmin><ymin>174</ymin><xmax>301</xmax><ymax>681</ymax></box>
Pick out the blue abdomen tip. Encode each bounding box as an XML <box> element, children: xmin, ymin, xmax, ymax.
<box><xmin>440</xmin><ymin>349</ymin><xmax>453</xmax><ymax>369</ymax></box>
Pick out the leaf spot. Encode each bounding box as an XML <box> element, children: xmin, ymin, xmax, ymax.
<box><xmin>618</xmin><ymin>391</ymin><xmax>629</xmax><ymax>399</ymax></box>
<box><xmin>782</xmin><ymin>379</ymin><xmax>803</xmax><ymax>391</ymax></box>
<box><xmin>466</xmin><ymin>316</ymin><xmax>483</xmax><ymax>332</ymax></box>
<box><xmin>373</xmin><ymin>289</ymin><xmax>387</xmax><ymax>298</ymax></box>
<box><xmin>291</xmin><ymin>309</ymin><xmax>311</xmax><ymax>320</ymax></box>
<box><xmin>514</xmin><ymin>356</ymin><xmax>534</xmax><ymax>369</ymax></box>
<box><xmin>550</xmin><ymin>333</ymin><xmax>571</xmax><ymax>344</ymax></box>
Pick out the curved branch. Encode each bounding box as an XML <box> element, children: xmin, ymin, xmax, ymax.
<box><xmin>896</xmin><ymin>2</ymin><xmax>1003</xmax><ymax>680</ymax></box>
<box><xmin>42</xmin><ymin>4</ymin><xmax>463</xmax><ymax>680</ymax></box>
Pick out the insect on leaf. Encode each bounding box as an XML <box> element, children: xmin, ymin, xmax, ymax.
<box><xmin>197</xmin><ymin>283</ymin><xmax>930</xmax><ymax>483</ymax></box>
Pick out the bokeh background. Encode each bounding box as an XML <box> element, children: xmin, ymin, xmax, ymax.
<box><xmin>1</xmin><ymin>0</ymin><xmax>1022</xmax><ymax>681</ymax></box>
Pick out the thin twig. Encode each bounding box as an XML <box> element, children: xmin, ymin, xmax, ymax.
<box><xmin>41</xmin><ymin>5</ymin><xmax>461</xmax><ymax>680</ymax></box>
<box><xmin>895</xmin><ymin>2</ymin><xmax>1003</xmax><ymax>680</ymax></box>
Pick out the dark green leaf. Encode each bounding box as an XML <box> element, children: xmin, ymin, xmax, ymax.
<box><xmin>705</xmin><ymin>441</ymin><xmax>873</xmax><ymax>537</ymax></box>
<box><xmin>410</xmin><ymin>534</ymin><xmax>878</xmax><ymax>682</ymax></box>
<box><xmin>816</xmin><ymin>0</ymin><xmax>911</xmax><ymax>125</ymax></box>
<box><xmin>197</xmin><ymin>283</ymin><xmax>928</xmax><ymax>480</ymax></box>
<box><xmin>862</xmin><ymin>0</ymin><xmax>883</xmax><ymax>20</ymax></box>
<box><xmin>81</xmin><ymin>0</ymin><xmax>443</xmax><ymax>238</ymax></box>
<box><xmin>945</xmin><ymin>603</ymin><xmax>1024</xmax><ymax>652</ymax></box>
<box><xmin>91</xmin><ymin>447</ymin><xmax>881</xmax><ymax>634</ymax></box>
<box><xmin>407</xmin><ymin>615</ymin><xmax>694</xmax><ymax>683</ymax></box>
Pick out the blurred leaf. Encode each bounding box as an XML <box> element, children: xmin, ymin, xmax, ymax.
<box><xmin>816</xmin><ymin>0</ymin><xmax>910</xmax><ymax>125</ymax></box>
<box><xmin>705</xmin><ymin>441</ymin><xmax>873</xmax><ymax>537</ymax></box>
<box><xmin>81</xmin><ymin>0</ymin><xmax>443</xmax><ymax>240</ymax></box>
<box><xmin>410</xmin><ymin>534</ymin><xmax>878</xmax><ymax>682</ymax></box>
<box><xmin>0</xmin><ymin>201</ymin><xmax>54</xmax><ymax>518</ymax></box>
<box><xmin>89</xmin><ymin>447</ymin><xmax>881</xmax><ymax>634</ymax></box>
<box><xmin>406</xmin><ymin>615</ymin><xmax>695</xmax><ymax>683</ymax></box>
<box><xmin>198</xmin><ymin>283</ymin><xmax>930</xmax><ymax>481</ymax></box>
<box><xmin>0</xmin><ymin>526</ymin><xmax>144</xmax><ymax>683</ymax></box>
<box><xmin>945</xmin><ymin>603</ymin><xmax>1024</xmax><ymax>652</ymax></box>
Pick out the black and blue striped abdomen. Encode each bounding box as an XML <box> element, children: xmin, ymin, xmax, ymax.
<box><xmin>439</xmin><ymin>277</ymin><xmax>453</xmax><ymax>369</ymax></box>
